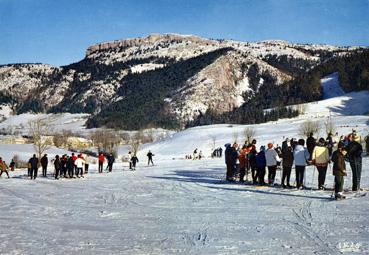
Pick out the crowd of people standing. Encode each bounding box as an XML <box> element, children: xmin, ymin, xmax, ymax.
<box><xmin>224</xmin><ymin>130</ymin><xmax>365</xmax><ymax>200</ymax></box>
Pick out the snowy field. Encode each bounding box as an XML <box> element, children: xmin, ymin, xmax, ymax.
<box><xmin>0</xmin><ymin>74</ymin><xmax>368</xmax><ymax>254</ymax></box>
<box><xmin>0</xmin><ymin>156</ymin><xmax>368</xmax><ymax>254</ymax></box>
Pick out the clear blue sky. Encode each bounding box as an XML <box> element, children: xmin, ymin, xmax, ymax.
<box><xmin>1</xmin><ymin>0</ymin><xmax>368</xmax><ymax>66</ymax></box>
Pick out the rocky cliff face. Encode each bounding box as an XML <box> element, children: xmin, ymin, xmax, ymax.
<box><xmin>0</xmin><ymin>33</ymin><xmax>361</xmax><ymax>129</ymax></box>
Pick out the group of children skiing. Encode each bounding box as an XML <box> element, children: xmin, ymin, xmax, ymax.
<box><xmin>224</xmin><ymin>130</ymin><xmax>365</xmax><ymax>200</ymax></box>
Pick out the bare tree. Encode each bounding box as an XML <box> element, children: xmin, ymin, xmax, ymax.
<box><xmin>299</xmin><ymin>120</ymin><xmax>320</xmax><ymax>137</ymax></box>
<box><xmin>209</xmin><ymin>134</ymin><xmax>217</xmax><ymax>151</ymax></box>
<box><xmin>130</xmin><ymin>131</ymin><xmax>142</xmax><ymax>155</ymax></box>
<box><xmin>90</xmin><ymin>129</ymin><xmax>120</xmax><ymax>153</ymax></box>
<box><xmin>28</xmin><ymin>117</ymin><xmax>54</xmax><ymax>159</ymax></box>
<box><xmin>232</xmin><ymin>131</ymin><xmax>239</xmax><ymax>144</ymax></box>
<box><xmin>243</xmin><ymin>127</ymin><xmax>256</xmax><ymax>145</ymax></box>
<box><xmin>324</xmin><ymin>118</ymin><xmax>336</xmax><ymax>136</ymax></box>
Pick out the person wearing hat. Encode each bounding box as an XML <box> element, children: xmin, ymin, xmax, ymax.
<box><xmin>265</xmin><ymin>143</ymin><xmax>281</xmax><ymax>186</ymax></box>
<box><xmin>312</xmin><ymin>138</ymin><xmax>330</xmax><ymax>190</ymax></box>
<box><xmin>346</xmin><ymin>134</ymin><xmax>363</xmax><ymax>191</ymax></box>
<box><xmin>331</xmin><ymin>142</ymin><xmax>348</xmax><ymax>199</ymax></box>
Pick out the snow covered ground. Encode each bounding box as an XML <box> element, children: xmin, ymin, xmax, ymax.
<box><xmin>0</xmin><ymin>74</ymin><xmax>368</xmax><ymax>254</ymax></box>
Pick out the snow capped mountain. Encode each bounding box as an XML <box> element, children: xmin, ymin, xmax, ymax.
<box><xmin>0</xmin><ymin>33</ymin><xmax>364</xmax><ymax>129</ymax></box>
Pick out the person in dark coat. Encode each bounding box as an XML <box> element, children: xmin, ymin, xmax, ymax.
<box><xmin>9</xmin><ymin>159</ymin><xmax>15</xmax><ymax>171</ymax></box>
<box><xmin>131</xmin><ymin>155</ymin><xmax>139</xmax><ymax>170</ymax></box>
<box><xmin>28</xmin><ymin>154</ymin><xmax>39</xmax><ymax>180</ymax></box>
<box><xmin>54</xmin><ymin>155</ymin><xmax>61</xmax><ymax>180</ymax></box>
<box><xmin>225</xmin><ymin>143</ymin><xmax>238</xmax><ymax>182</ymax></box>
<box><xmin>224</xmin><ymin>143</ymin><xmax>233</xmax><ymax>181</ymax></box>
<box><xmin>67</xmin><ymin>156</ymin><xmax>75</xmax><ymax>178</ymax></box>
<box><xmin>147</xmin><ymin>150</ymin><xmax>154</xmax><ymax>166</ymax></box>
<box><xmin>61</xmin><ymin>155</ymin><xmax>67</xmax><ymax>177</ymax></box>
<box><xmin>256</xmin><ymin>146</ymin><xmax>267</xmax><ymax>185</ymax></box>
<box><xmin>40</xmin><ymin>154</ymin><xmax>48</xmax><ymax>177</ymax></box>
<box><xmin>306</xmin><ymin>132</ymin><xmax>316</xmax><ymax>160</ymax></box>
<box><xmin>346</xmin><ymin>134</ymin><xmax>363</xmax><ymax>191</ymax></box>
<box><xmin>281</xmin><ymin>140</ymin><xmax>294</xmax><ymax>188</ymax></box>
<box><xmin>107</xmin><ymin>153</ymin><xmax>115</xmax><ymax>172</ymax></box>
<box><xmin>249</xmin><ymin>148</ymin><xmax>258</xmax><ymax>184</ymax></box>
<box><xmin>326</xmin><ymin>133</ymin><xmax>335</xmax><ymax>157</ymax></box>
<box><xmin>332</xmin><ymin>142</ymin><xmax>347</xmax><ymax>199</ymax></box>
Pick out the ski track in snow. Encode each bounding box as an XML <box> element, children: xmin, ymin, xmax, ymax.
<box><xmin>0</xmin><ymin>157</ymin><xmax>368</xmax><ymax>254</ymax></box>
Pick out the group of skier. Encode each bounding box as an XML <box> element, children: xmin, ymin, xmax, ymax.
<box><xmin>224</xmin><ymin>130</ymin><xmax>364</xmax><ymax>200</ymax></box>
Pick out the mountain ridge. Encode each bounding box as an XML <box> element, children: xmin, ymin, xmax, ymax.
<box><xmin>0</xmin><ymin>33</ymin><xmax>367</xmax><ymax>129</ymax></box>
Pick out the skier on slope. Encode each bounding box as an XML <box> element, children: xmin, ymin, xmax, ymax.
<box><xmin>107</xmin><ymin>153</ymin><xmax>115</xmax><ymax>172</ymax></box>
<box><xmin>147</xmin><ymin>150</ymin><xmax>154</xmax><ymax>166</ymax></box>
<box><xmin>131</xmin><ymin>154</ymin><xmax>139</xmax><ymax>171</ymax></box>
<box><xmin>331</xmin><ymin>141</ymin><xmax>347</xmax><ymax>200</ymax></box>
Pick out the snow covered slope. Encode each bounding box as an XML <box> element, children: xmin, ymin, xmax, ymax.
<box><xmin>0</xmin><ymin>114</ymin><xmax>368</xmax><ymax>254</ymax></box>
<box><xmin>0</xmin><ymin>72</ymin><xmax>368</xmax><ymax>254</ymax></box>
<box><xmin>321</xmin><ymin>72</ymin><xmax>345</xmax><ymax>99</ymax></box>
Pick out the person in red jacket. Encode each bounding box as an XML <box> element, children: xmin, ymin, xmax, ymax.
<box><xmin>98</xmin><ymin>153</ymin><xmax>105</xmax><ymax>173</ymax></box>
<box><xmin>238</xmin><ymin>145</ymin><xmax>248</xmax><ymax>183</ymax></box>
<box><xmin>71</xmin><ymin>153</ymin><xmax>78</xmax><ymax>176</ymax></box>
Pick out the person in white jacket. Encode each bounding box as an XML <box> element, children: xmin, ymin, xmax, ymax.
<box><xmin>265</xmin><ymin>143</ymin><xmax>281</xmax><ymax>185</ymax></box>
<box><xmin>75</xmin><ymin>155</ymin><xmax>85</xmax><ymax>178</ymax></box>
<box><xmin>293</xmin><ymin>139</ymin><xmax>310</xmax><ymax>189</ymax></box>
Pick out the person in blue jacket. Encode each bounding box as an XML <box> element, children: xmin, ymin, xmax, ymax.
<box><xmin>293</xmin><ymin>139</ymin><xmax>310</xmax><ymax>189</ymax></box>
